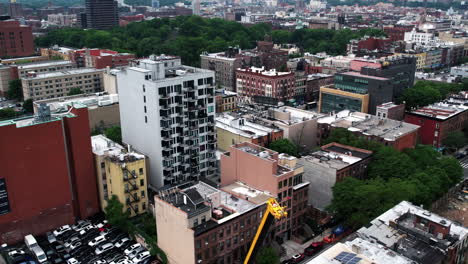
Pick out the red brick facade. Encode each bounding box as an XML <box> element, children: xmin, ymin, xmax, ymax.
<box><xmin>0</xmin><ymin>107</ymin><xmax>99</xmax><ymax>244</ymax></box>
<box><xmin>236</xmin><ymin>68</ymin><xmax>296</xmax><ymax>102</ymax></box>
<box><xmin>0</xmin><ymin>20</ymin><xmax>34</xmax><ymax>58</ymax></box>
<box><xmin>71</xmin><ymin>48</ymin><xmax>135</xmax><ymax>69</ymax></box>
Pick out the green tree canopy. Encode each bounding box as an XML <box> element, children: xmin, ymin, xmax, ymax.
<box><xmin>0</xmin><ymin>108</ymin><xmax>18</xmax><ymax>120</ymax></box>
<box><xmin>255</xmin><ymin>247</ymin><xmax>280</xmax><ymax>264</ymax></box>
<box><xmin>68</xmin><ymin>88</ymin><xmax>84</xmax><ymax>96</ymax></box>
<box><xmin>105</xmin><ymin>126</ymin><xmax>122</xmax><ymax>144</ymax></box>
<box><xmin>400</xmin><ymin>81</ymin><xmax>464</xmax><ymax>110</ymax></box>
<box><xmin>442</xmin><ymin>131</ymin><xmax>466</xmax><ymax>150</ymax></box>
<box><xmin>7</xmin><ymin>79</ymin><xmax>23</xmax><ymax>101</ymax></box>
<box><xmin>23</xmin><ymin>99</ymin><xmax>33</xmax><ymax>113</ymax></box>
<box><xmin>105</xmin><ymin>195</ymin><xmax>131</xmax><ymax>229</ymax></box>
<box><xmin>268</xmin><ymin>138</ymin><xmax>299</xmax><ymax>157</ymax></box>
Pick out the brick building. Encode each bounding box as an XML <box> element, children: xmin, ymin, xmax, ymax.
<box><xmin>305</xmin><ymin>73</ymin><xmax>333</xmax><ymax>102</ymax></box>
<box><xmin>376</xmin><ymin>102</ymin><xmax>405</xmax><ymax>121</ymax></box>
<box><xmin>0</xmin><ymin>105</ymin><xmax>99</xmax><ymax>244</ymax></box>
<box><xmin>404</xmin><ymin>101</ymin><xmax>468</xmax><ymax>149</ymax></box>
<box><xmin>220</xmin><ymin>142</ymin><xmax>309</xmax><ymax>241</ymax></box>
<box><xmin>383</xmin><ymin>26</ymin><xmax>414</xmax><ymax>42</ymax></box>
<box><xmin>347</xmin><ymin>37</ymin><xmax>393</xmax><ymax>55</ymax></box>
<box><xmin>299</xmin><ymin>143</ymin><xmax>372</xmax><ymax>210</ymax></box>
<box><xmin>71</xmin><ymin>48</ymin><xmax>135</xmax><ymax>69</ymax></box>
<box><xmin>236</xmin><ymin>66</ymin><xmax>295</xmax><ymax>103</ymax></box>
<box><xmin>0</xmin><ymin>20</ymin><xmax>34</xmax><ymax>58</ymax></box>
<box><xmin>318</xmin><ymin>110</ymin><xmax>420</xmax><ymax>151</ymax></box>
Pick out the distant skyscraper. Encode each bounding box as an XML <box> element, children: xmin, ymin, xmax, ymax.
<box><xmin>83</xmin><ymin>0</ymin><xmax>119</xmax><ymax>30</ymax></box>
<box><xmin>152</xmin><ymin>0</ymin><xmax>160</xmax><ymax>8</ymax></box>
<box><xmin>8</xmin><ymin>0</ymin><xmax>23</xmax><ymax>18</ymax></box>
<box><xmin>192</xmin><ymin>0</ymin><xmax>200</xmax><ymax>15</ymax></box>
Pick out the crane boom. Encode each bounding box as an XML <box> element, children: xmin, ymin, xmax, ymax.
<box><xmin>243</xmin><ymin>198</ymin><xmax>287</xmax><ymax>264</ymax></box>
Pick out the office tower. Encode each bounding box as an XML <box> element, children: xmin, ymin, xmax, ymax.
<box><xmin>117</xmin><ymin>55</ymin><xmax>217</xmax><ymax>189</ymax></box>
<box><xmin>84</xmin><ymin>0</ymin><xmax>119</xmax><ymax>30</ymax></box>
<box><xmin>192</xmin><ymin>0</ymin><xmax>200</xmax><ymax>15</ymax></box>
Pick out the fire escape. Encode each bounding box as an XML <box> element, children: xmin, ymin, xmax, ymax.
<box><xmin>122</xmin><ymin>166</ymin><xmax>140</xmax><ymax>214</ymax></box>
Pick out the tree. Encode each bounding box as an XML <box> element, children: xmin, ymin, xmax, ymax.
<box><xmin>268</xmin><ymin>138</ymin><xmax>299</xmax><ymax>157</ymax></box>
<box><xmin>255</xmin><ymin>247</ymin><xmax>280</xmax><ymax>264</ymax></box>
<box><xmin>23</xmin><ymin>99</ymin><xmax>33</xmax><ymax>113</ymax></box>
<box><xmin>105</xmin><ymin>126</ymin><xmax>122</xmax><ymax>144</ymax></box>
<box><xmin>105</xmin><ymin>195</ymin><xmax>131</xmax><ymax>230</ymax></box>
<box><xmin>442</xmin><ymin>131</ymin><xmax>466</xmax><ymax>150</ymax></box>
<box><xmin>0</xmin><ymin>108</ymin><xmax>18</xmax><ymax>120</ymax></box>
<box><xmin>7</xmin><ymin>79</ymin><xmax>23</xmax><ymax>101</ymax></box>
<box><xmin>68</xmin><ymin>88</ymin><xmax>84</xmax><ymax>96</ymax></box>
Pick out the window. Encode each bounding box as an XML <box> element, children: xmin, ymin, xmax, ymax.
<box><xmin>141</xmin><ymin>190</ymin><xmax>145</xmax><ymax>197</ymax></box>
<box><xmin>194</xmin><ymin>218</ymin><xmax>199</xmax><ymax>227</ymax></box>
<box><xmin>139</xmin><ymin>168</ymin><xmax>144</xmax><ymax>175</ymax></box>
<box><xmin>143</xmin><ymin>96</ymin><xmax>146</xmax><ymax>103</ymax></box>
<box><xmin>100</xmin><ymin>162</ymin><xmax>105</xmax><ymax>168</ymax></box>
<box><xmin>145</xmin><ymin>116</ymin><xmax>147</xmax><ymax>123</ymax></box>
<box><xmin>140</xmin><ymin>179</ymin><xmax>145</xmax><ymax>186</ymax></box>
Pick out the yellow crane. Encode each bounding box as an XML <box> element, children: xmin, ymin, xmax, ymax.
<box><xmin>244</xmin><ymin>198</ymin><xmax>288</xmax><ymax>264</ymax></box>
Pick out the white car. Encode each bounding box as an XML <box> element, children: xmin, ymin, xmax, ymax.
<box><xmin>69</xmin><ymin>241</ymin><xmax>82</xmax><ymax>250</ymax></box>
<box><xmin>88</xmin><ymin>235</ymin><xmax>106</xmax><ymax>247</ymax></box>
<box><xmin>53</xmin><ymin>225</ymin><xmax>71</xmax><ymax>236</ymax></box>
<box><xmin>96</xmin><ymin>220</ymin><xmax>108</xmax><ymax>229</ymax></box>
<box><xmin>132</xmin><ymin>251</ymin><xmax>151</xmax><ymax>263</ymax></box>
<box><xmin>127</xmin><ymin>247</ymin><xmax>145</xmax><ymax>259</ymax></box>
<box><xmin>64</xmin><ymin>237</ymin><xmax>80</xmax><ymax>248</ymax></box>
<box><xmin>91</xmin><ymin>260</ymin><xmax>107</xmax><ymax>264</ymax></box>
<box><xmin>109</xmin><ymin>256</ymin><xmax>131</xmax><ymax>264</ymax></box>
<box><xmin>73</xmin><ymin>221</ymin><xmax>93</xmax><ymax>232</ymax></box>
<box><xmin>124</xmin><ymin>243</ymin><xmax>142</xmax><ymax>255</ymax></box>
<box><xmin>8</xmin><ymin>249</ymin><xmax>25</xmax><ymax>257</ymax></box>
<box><xmin>67</xmin><ymin>258</ymin><xmax>80</xmax><ymax>264</ymax></box>
<box><xmin>114</xmin><ymin>237</ymin><xmax>130</xmax><ymax>248</ymax></box>
<box><xmin>95</xmin><ymin>243</ymin><xmax>114</xmax><ymax>255</ymax></box>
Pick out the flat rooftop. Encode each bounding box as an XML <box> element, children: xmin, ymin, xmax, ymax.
<box><xmin>272</xmin><ymin>106</ymin><xmax>324</xmax><ymax>125</ymax></box>
<box><xmin>409</xmin><ymin>101</ymin><xmax>468</xmax><ymax>120</ymax></box>
<box><xmin>237</xmin><ymin>66</ymin><xmax>292</xmax><ymax>77</ymax></box>
<box><xmin>200</xmin><ymin>51</ymin><xmax>237</xmax><ymax>61</ymax></box>
<box><xmin>91</xmin><ymin>135</ymin><xmax>144</xmax><ymax>161</ymax></box>
<box><xmin>17</xmin><ymin>60</ymin><xmax>73</xmax><ymax>70</ymax></box>
<box><xmin>34</xmin><ymin>93</ymin><xmax>118</xmax><ymax>112</ymax></box>
<box><xmin>341</xmin><ymin>71</ymin><xmax>390</xmax><ymax>81</ymax></box>
<box><xmin>221</xmin><ymin>181</ymin><xmax>272</xmax><ymax>205</ymax></box>
<box><xmin>23</xmin><ymin>68</ymin><xmax>104</xmax><ymax>80</ymax></box>
<box><xmin>216</xmin><ymin>114</ymin><xmax>277</xmax><ymax>138</ymax></box>
<box><xmin>318</xmin><ymin>110</ymin><xmax>420</xmax><ymax>141</ymax></box>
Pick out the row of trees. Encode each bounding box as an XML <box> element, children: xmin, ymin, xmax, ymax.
<box><xmin>35</xmin><ymin>16</ymin><xmax>385</xmax><ymax>66</ymax></box>
<box><xmin>325</xmin><ymin>128</ymin><xmax>463</xmax><ymax>228</ymax></box>
<box><xmin>399</xmin><ymin>80</ymin><xmax>466</xmax><ymax>110</ymax></box>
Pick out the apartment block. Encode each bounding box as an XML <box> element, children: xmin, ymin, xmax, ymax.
<box><xmin>220</xmin><ymin>142</ymin><xmax>309</xmax><ymax>241</ymax></box>
<box><xmin>40</xmin><ymin>46</ymin><xmax>76</xmax><ymax>61</ymax></box>
<box><xmin>216</xmin><ymin>113</ymin><xmax>283</xmax><ymax>152</ymax></box>
<box><xmin>15</xmin><ymin>60</ymin><xmax>74</xmax><ymax>78</ymax></box>
<box><xmin>236</xmin><ymin>66</ymin><xmax>295</xmax><ymax>103</ymax></box>
<box><xmin>376</xmin><ymin>102</ymin><xmax>405</xmax><ymax>121</ymax></box>
<box><xmin>404</xmin><ymin>98</ymin><xmax>468</xmax><ymax>149</ymax></box>
<box><xmin>305</xmin><ymin>73</ymin><xmax>333</xmax><ymax>102</ymax></box>
<box><xmin>91</xmin><ymin>135</ymin><xmax>148</xmax><ymax>217</ymax></box>
<box><xmin>200</xmin><ymin>48</ymin><xmax>245</xmax><ymax>91</ymax></box>
<box><xmin>117</xmin><ymin>55</ymin><xmax>217</xmax><ymax>188</ymax></box>
<box><xmin>357</xmin><ymin>201</ymin><xmax>467</xmax><ymax>264</ymax></box>
<box><xmin>267</xmin><ymin>106</ymin><xmax>324</xmax><ymax>149</ymax></box>
<box><xmin>0</xmin><ymin>20</ymin><xmax>34</xmax><ymax>58</ymax></box>
<box><xmin>22</xmin><ymin>68</ymin><xmax>105</xmax><ymax>101</ymax></box>
<box><xmin>70</xmin><ymin>48</ymin><xmax>135</xmax><ymax>69</ymax></box>
<box><xmin>34</xmin><ymin>93</ymin><xmax>120</xmax><ymax>130</ymax></box>
<box><xmin>0</xmin><ymin>64</ymin><xmax>12</xmax><ymax>96</ymax></box>
<box><xmin>215</xmin><ymin>90</ymin><xmax>237</xmax><ymax>113</ymax></box>
<box><xmin>83</xmin><ymin>0</ymin><xmax>119</xmax><ymax>30</ymax></box>
<box><xmin>0</xmin><ymin>105</ymin><xmax>99</xmax><ymax>244</ymax></box>
<box><xmin>299</xmin><ymin>143</ymin><xmax>372</xmax><ymax>210</ymax></box>
<box><xmin>155</xmin><ymin>181</ymin><xmax>267</xmax><ymax>264</ymax></box>
<box><xmin>318</xmin><ymin>110</ymin><xmax>420</xmax><ymax>151</ymax></box>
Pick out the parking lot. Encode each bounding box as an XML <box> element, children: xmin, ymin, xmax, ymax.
<box><xmin>0</xmin><ymin>214</ymin><xmax>159</xmax><ymax>264</ymax></box>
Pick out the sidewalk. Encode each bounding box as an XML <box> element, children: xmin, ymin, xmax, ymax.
<box><xmin>280</xmin><ymin>228</ymin><xmax>333</xmax><ymax>261</ymax></box>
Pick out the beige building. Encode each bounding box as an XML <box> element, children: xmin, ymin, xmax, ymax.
<box><xmin>91</xmin><ymin>135</ymin><xmax>148</xmax><ymax>217</ymax></box>
<box><xmin>16</xmin><ymin>60</ymin><xmax>74</xmax><ymax>78</ymax></box>
<box><xmin>103</xmin><ymin>68</ymin><xmax>119</xmax><ymax>94</ymax></box>
<box><xmin>34</xmin><ymin>93</ymin><xmax>120</xmax><ymax>130</ymax></box>
<box><xmin>22</xmin><ymin>68</ymin><xmax>105</xmax><ymax>101</ymax></box>
<box><xmin>0</xmin><ymin>65</ymin><xmax>11</xmax><ymax>97</ymax></box>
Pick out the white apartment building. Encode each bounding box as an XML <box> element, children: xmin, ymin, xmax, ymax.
<box><xmin>117</xmin><ymin>55</ymin><xmax>217</xmax><ymax>189</ymax></box>
<box><xmin>22</xmin><ymin>68</ymin><xmax>104</xmax><ymax>101</ymax></box>
<box><xmin>404</xmin><ymin>29</ymin><xmax>435</xmax><ymax>45</ymax></box>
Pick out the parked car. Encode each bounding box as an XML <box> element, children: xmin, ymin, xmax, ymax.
<box><xmin>53</xmin><ymin>225</ymin><xmax>71</xmax><ymax>237</ymax></box>
<box><xmin>88</xmin><ymin>235</ymin><xmax>106</xmax><ymax>247</ymax></box>
<box><xmin>90</xmin><ymin>259</ymin><xmax>107</xmax><ymax>264</ymax></box>
<box><xmin>68</xmin><ymin>241</ymin><xmax>82</xmax><ymax>251</ymax></box>
<box><xmin>67</xmin><ymin>257</ymin><xmax>80</xmax><ymax>264</ymax></box>
<box><xmin>114</xmin><ymin>237</ymin><xmax>130</xmax><ymax>248</ymax></box>
<box><xmin>54</xmin><ymin>244</ymin><xmax>66</xmax><ymax>254</ymax></box>
<box><xmin>124</xmin><ymin>243</ymin><xmax>141</xmax><ymax>255</ymax></box>
<box><xmin>46</xmin><ymin>232</ymin><xmax>57</xmax><ymax>244</ymax></box>
<box><xmin>291</xmin><ymin>254</ymin><xmax>304</xmax><ymax>263</ymax></box>
<box><xmin>64</xmin><ymin>236</ymin><xmax>80</xmax><ymax>248</ymax></box>
<box><xmin>95</xmin><ymin>243</ymin><xmax>115</xmax><ymax>255</ymax></box>
<box><xmin>303</xmin><ymin>241</ymin><xmax>324</xmax><ymax>256</ymax></box>
<box><xmin>132</xmin><ymin>251</ymin><xmax>151</xmax><ymax>263</ymax></box>
<box><xmin>127</xmin><ymin>248</ymin><xmax>145</xmax><ymax>259</ymax></box>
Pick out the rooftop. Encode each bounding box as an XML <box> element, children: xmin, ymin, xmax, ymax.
<box><xmin>408</xmin><ymin>100</ymin><xmax>468</xmax><ymax>120</ymax></box>
<box><xmin>216</xmin><ymin>114</ymin><xmax>279</xmax><ymax>138</ymax></box>
<box><xmin>318</xmin><ymin>110</ymin><xmax>420</xmax><ymax>142</ymax></box>
<box><xmin>17</xmin><ymin>60</ymin><xmax>73</xmax><ymax>70</ymax></box>
<box><xmin>22</xmin><ymin>68</ymin><xmax>104</xmax><ymax>80</ymax></box>
<box><xmin>237</xmin><ymin>66</ymin><xmax>292</xmax><ymax>77</ymax></box>
<box><xmin>91</xmin><ymin>135</ymin><xmax>145</xmax><ymax>161</ymax></box>
<box><xmin>271</xmin><ymin>106</ymin><xmax>324</xmax><ymax>125</ymax></box>
<box><xmin>34</xmin><ymin>93</ymin><xmax>118</xmax><ymax>112</ymax></box>
<box><xmin>341</xmin><ymin>71</ymin><xmax>390</xmax><ymax>81</ymax></box>
<box><xmin>377</xmin><ymin>102</ymin><xmax>402</xmax><ymax>110</ymax></box>
<box><xmin>301</xmin><ymin>145</ymin><xmax>368</xmax><ymax>171</ymax></box>
<box><xmin>221</xmin><ymin>181</ymin><xmax>273</xmax><ymax>205</ymax></box>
